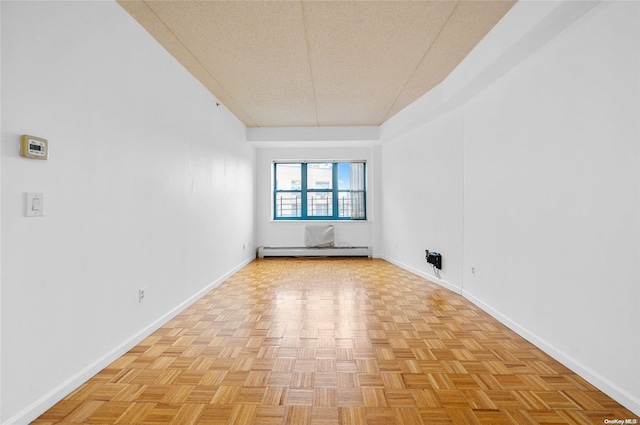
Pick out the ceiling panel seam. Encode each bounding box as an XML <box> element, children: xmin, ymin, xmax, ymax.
<box><xmin>142</xmin><ymin>0</ymin><xmax>258</xmax><ymax>127</ymax></box>
<box><xmin>301</xmin><ymin>0</ymin><xmax>320</xmax><ymax>127</ymax></box>
<box><xmin>381</xmin><ymin>0</ymin><xmax>460</xmax><ymax>124</ymax></box>
<box><xmin>119</xmin><ymin>1</ymin><xmax>515</xmax><ymax>129</ymax></box>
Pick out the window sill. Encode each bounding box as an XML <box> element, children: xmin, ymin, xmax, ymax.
<box><xmin>270</xmin><ymin>219</ymin><xmax>369</xmax><ymax>223</ymax></box>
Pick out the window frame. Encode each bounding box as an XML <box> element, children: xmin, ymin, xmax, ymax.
<box><xmin>273</xmin><ymin>161</ymin><xmax>367</xmax><ymax>221</ymax></box>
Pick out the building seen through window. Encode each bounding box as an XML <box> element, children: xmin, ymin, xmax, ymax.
<box><xmin>274</xmin><ymin>162</ymin><xmax>366</xmax><ymax>220</ymax></box>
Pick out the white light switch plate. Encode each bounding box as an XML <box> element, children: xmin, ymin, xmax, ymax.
<box><xmin>26</xmin><ymin>192</ymin><xmax>44</xmax><ymax>217</ymax></box>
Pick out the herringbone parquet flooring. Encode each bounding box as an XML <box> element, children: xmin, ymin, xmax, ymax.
<box><xmin>33</xmin><ymin>258</ymin><xmax>636</xmax><ymax>424</ymax></box>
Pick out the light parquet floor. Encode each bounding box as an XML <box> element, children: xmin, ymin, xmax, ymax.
<box><xmin>33</xmin><ymin>258</ymin><xmax>636</xmax><ymax>425</ymax></box>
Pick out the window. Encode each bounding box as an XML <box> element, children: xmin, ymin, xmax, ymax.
<box><xmin>274</xmin><ymin>162</ymin><xmax>366</xmax><ymax>220</ymax></box>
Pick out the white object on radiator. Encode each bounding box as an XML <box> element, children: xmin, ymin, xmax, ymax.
<box><xmin>258</xmin><ymin>246</ymin><xmax>371</xmax><ymax>258</ymax></box>
<box><xmin>304</xmin><ymin>225</ymin><xmax>335</xmax><ymax>247</ymax></box>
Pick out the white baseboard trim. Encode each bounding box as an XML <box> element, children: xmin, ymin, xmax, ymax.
<box><xmin>258</xmin><ymin>246</ymin><xmax>371</xmax><ymax>258</ymax></box>
<box><xmin>8</xmin><ymin>255</ymin><xmax>638</xmax><ymax>422</ymax></box>
<box><xmin>3</xmin><ymin>256</ymin><xmax>255</xmax><ymax>425</ymax></box>
<box><xmin>382</xmin><ymin>255</ymin><xmax>462</xmax><ymax>295</ymax></box>
<box><xmin>382</xmin><ymin>256</ymin><xmax>639</xmax><ymax>416</ymax></box>
<box><xmin>462</xmin><ymin>289</ymin><xmax>640</xmax><ymax>416</ymax></box>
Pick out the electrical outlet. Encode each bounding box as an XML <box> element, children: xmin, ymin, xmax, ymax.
<box><xmin>243</xmin><ymin>243</ymin><xmax>246</xmax><ymax>251</ymax></box>
<box><xmin>471</xmin><ymin>267</ymin><xmax>476</xmax><ymax>276</ymax></box>
<box><xmin>139</xmin><ymin>288</ymin><xmax>146</xmax><ymax>303</ymax></box>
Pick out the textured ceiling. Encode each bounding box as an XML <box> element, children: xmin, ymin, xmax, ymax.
<box><xmin>118</xmin><ymin>1</ymin><xmax>516</xmax><ymax>128</ymax></box>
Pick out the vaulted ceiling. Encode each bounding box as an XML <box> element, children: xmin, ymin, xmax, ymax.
<box><xmin>118</xmin><ymin>1</ymin><xmax>515</xmax><ymax>128</ymax></box>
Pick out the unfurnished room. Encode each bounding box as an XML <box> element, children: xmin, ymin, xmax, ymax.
<box><xmin>1</xmin><ymin>1</ymin><xmax>639</xmax><ymax>424</ymax></box>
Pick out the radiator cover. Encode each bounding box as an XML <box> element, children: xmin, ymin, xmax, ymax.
<box><xmin>258</xmin><ymin>246</ymin><xmax>371</xmax><ymax>258</ymax></box>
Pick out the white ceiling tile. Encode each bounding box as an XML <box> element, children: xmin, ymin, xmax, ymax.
<box><xmin>118</xmin><ymin>0</ymin><xmax>515</xmax><ymax>128</ymax></box>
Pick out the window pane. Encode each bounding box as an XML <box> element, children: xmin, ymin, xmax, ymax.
<box><xmin>337</xmin><ymin>162</ymin><xmax>365</xmax><ymax>191</ymax></box>
<box><xmin>307</xmin><ymin>192</ymin><xmax>333</xmax><ymax>217</ymax></box>
<box><xmin>307</xmin><ymin>163</ymin><xmax>333</xmax><ymax>189</ymax></box>
<box><xmin>337</xmin><ymin>163</ymin><xmax>351</xmax><ymax>190</ymax></box>
<box><xmin>337</xmin><ymin>191</ymin><xmax>350</xmax><ymax>217</ymax></box>
<box><xmin>274</xmin><ymin>161</ymin><xmax>365</xmax><ymax>220</ymax></box>
<box><xmin>275</xmin><ymin>192</ymin><xmax>301</xmax><ymax>218</ymax></box>
<box><xmin>275</xmin><ymin>163</ymin><xmax>301</xmax><ymax>190</ymax></box>
<box><xmin>337</xmin><ymin>191</ymin><xmax>365</xmax><ymax>219</ymax></box>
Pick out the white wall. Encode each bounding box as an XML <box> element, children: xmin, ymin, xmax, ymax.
<box><xmin>255</xmin><ymin>146</ymin><xmax>381</xmax><ymax>256</ymax></box>
<box><xmin>1</xmin><ymin>0</ymin><xmax>638</xmax><ymax>422</ymax></box>
<box><xmin>381</xmin><ymin>109</ymin><xmax>464</xmax><ymax>292</ymax></box>
<box><xmin>0</xmin><ymin>2</ymin><xmax>3</xmax><ymax>418</ymax></box>
<box><xmin>1</xmin><ymin>2</ymin><xmax>255</xmax><ymax>423</ymax></box>
<box><xmin>462</xmin><ymin>1</ymin><xmax>639</xmax><ymax>412</ymax></box>
<box><xmin>381</xmin><ymin>0</ymin><xmax>640</xmax><ymax>415</ymax></box>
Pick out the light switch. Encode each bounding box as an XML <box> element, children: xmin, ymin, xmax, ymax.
<box><xmin>26</xmin><ymin>192</ymin><xmax>44</xmax><ymax>217</ymax></box>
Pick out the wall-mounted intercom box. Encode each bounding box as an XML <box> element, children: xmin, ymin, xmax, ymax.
<box><xmin>425</xmin><ymin>250</ymin><xmax>442</xmax><ymax>270</ymax></box>
<box><xmin>20</xmin><ymin>135</ymin><xmax>48</xmax><ymax>160</ymax></box>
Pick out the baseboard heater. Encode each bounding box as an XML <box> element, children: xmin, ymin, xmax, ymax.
<box><xmin>258</xmin><ymin>246</ymin><xmax>372</xmax><ymax>258</ymax></box>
